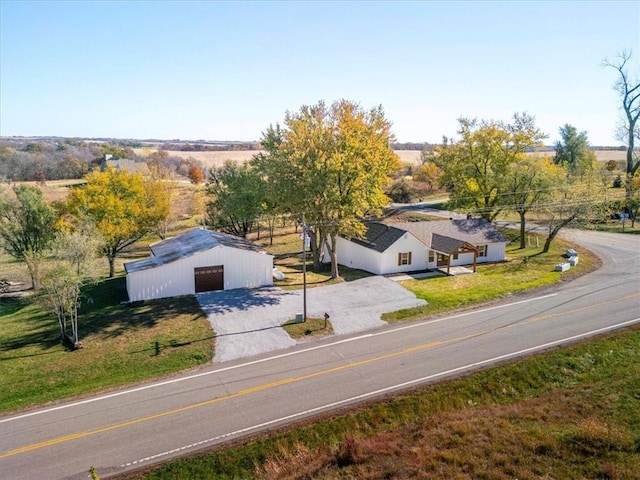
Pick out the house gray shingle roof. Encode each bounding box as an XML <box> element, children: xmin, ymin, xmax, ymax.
<box><xmin>351</xmin><ymin>218</ymin><xmax>507</xmax><ymax>253</ymax></box>
<box><xmin>348</xmin><ymin>223</ymin><xmax>407</xmax><ymax>253</ymax></box>
<box><xmin>124</xmin><ymin>228</ymin><xmax>268</xmax><ymax>274</ymax></box>
<box><xmin>392</xmin><ymin>218</ymin><xmax>507</xmax><ymax>246</ymax></box>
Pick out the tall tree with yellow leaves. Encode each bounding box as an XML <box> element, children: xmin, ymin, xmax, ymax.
<box><xmin>65</xmin><ymin>168</ymin><xmax>169</xmax><ymax>277</ymax></box>
<box><xmin>255</xmin><ymin>100</ymin><xmax>400</xmax><ymax>279</ymax></box>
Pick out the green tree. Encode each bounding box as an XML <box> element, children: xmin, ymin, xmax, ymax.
<box><xmin>0</xmin><ymin>184</ymin><xmax>56</xmax><ymax>288</ymax></box>
<box><xmin>65</xmin><ymin>168</ymin><xmax>169</xmax><ymax>277</ymax></box>
<box><xmin>53</xmin><ymin>221</ymin><xmax>103</xmax><ymax>275</ymax></box>
<box><xmin>504</xmin><ymin>156</ymin><xmax>565</xmax><ymax>249</ymax></box>
<box><xmin>553</xmin><ymin>124</ymin><xmax>596</xmax><ymax>177</ymax></box>
<box><xmin>40</xmin><ymin>227</ymin><xmax>102</xmax><ymax>348</ymax></box>
<box><xmin>206</xmin><ymin>161</ymin><xmax>265</xmax><ymax>238</ymax></box>
<box><xmin>433</xmin><ymin>113</ymin><xmax>546</xmax><ymax>221</ymax></box>
<box><xmin>255</xmin><ymin>100</ymin><xmax>400</xmax><ymax>278</ymax></box>
<box><xmin>626</xmin><ymin>174</ymin><xmax>640</xmax><ymax>227</ymax></box>
<box><xmin>40</xmin><ymin>262</ymin><xmax>82</xmax><ymax>348</ymax></box>
<box><xmin>538</xmin><ymin>174</ymin><xmax>607</xmax><ymax>253</ymax></box>
<box><xmin>604</xmin><ymin>51</ymin><xmax>640</xmax><ymax>176</ymax></box>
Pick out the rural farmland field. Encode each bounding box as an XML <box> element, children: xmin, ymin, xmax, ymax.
<box><xmin>137</xmin><ymin>149</ymin><xmax>627</xmax><ymax>169</ymax></box>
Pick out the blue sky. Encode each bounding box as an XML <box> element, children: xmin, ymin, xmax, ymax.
<box><xmin>1</xmin><ymin>0</ymin><xmax>639</xmax><ymax>146</ymax></box>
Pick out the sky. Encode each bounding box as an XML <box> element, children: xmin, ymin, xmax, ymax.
<box><xmin>1</xmin><ymin>1</ymin><xmax>639</xmax><ymax>146</ymax></box>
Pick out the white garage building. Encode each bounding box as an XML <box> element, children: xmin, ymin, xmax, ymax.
<box><xmin>124</xmin><ymin>228</ymin><xmax>273</xmax><ymax>302</ymax></box>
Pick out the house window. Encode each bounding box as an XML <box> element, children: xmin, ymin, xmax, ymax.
<box><xmin>398</xmin><ymin>252</ymin><xmax>412</xmax><ymax>266</ymax></box>
<box><xmin>477</xmin><ymin>245</ymin><xmax>487</xmax><ymax>257</ymax></box>
<box><xmin>428</xmin><ymin>250</ymin><xmax>435</xmax><ymax>263</ymax></box>
<box><xmin>452</xmin><ymin>252</ymin><xmax>459</xmax><ymax>260</ymax></box>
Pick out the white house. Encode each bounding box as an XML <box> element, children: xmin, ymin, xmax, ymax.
<box><xmin>124</xmin><ymin>228</ymin><xmax>273</xmax><ymax>302</ymax></box>
<box><xmin>332</xmin><ymin>219</ymin><xmax>508</xmax><ymax>275</ymax></box>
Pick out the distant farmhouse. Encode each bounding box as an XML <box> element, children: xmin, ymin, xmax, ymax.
<box><xmin>100</xmin><ymin>154</ymin><xmax>149</xmax><ymax>174</ymax></box>
<box><xmin>330</xmin><ymin>219</ymin><xmax>508</xmax><ymax>275</ymax></box>
<box><xmin>124</xmin><ymin>228</ymin><xmax>273</xmax><ymax>302</ymax></box>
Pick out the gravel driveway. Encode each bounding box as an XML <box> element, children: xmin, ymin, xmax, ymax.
<box><xmin>197</xmin><ymin>276</ymin><xmax>427</xmax><ymax>363</ymax></box>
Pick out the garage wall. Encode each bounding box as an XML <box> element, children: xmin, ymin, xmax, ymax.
<box><xmin>126</xmin><ymin>246</ymin><xmax>273</xmax><ymax>302</ymax></box>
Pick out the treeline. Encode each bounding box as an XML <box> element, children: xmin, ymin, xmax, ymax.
<box><xmin>0</xmin><ymin>139</ymin><xmax>205</xmax><ymax>182</ymax></box>
<box><xmin>0</xmin><ymin>139</ymin><xmax>99</xmax><ymax>182</ymax></box>
<box><xmin>158</xmin><ymin>141</ymin><xmax>262</xmax><ymax>151</ymax></box>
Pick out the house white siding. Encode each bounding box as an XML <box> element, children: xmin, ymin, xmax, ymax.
<box><xmin>126</xmin><ymin>246</ymin><xmax>273</xmax><ymax>302</ymax></box>
<box><xmin>379</xmin><ymin>234</ymin><xmax>430</xmax><ymax>274</ymax></box>
<box><xmin>334</xmin><ymin>234</ymin><xmax>431</xmax><ymax>275</ymax></box>
<box><xmin>334</xmin><ymin>237</ymin><xmax>385</xmax><ymax>274</ymax></box>
<box><xmin>482</xmin><ymin>243</ymin><xmax>506</xmax><ymax>263</ymax></box>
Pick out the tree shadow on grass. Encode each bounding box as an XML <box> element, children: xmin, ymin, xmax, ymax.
<box><xmin>81</xmin><ymin>278</ymin><xmax>206</xmax><ymax>339</ymax></box>
<box><xmin>0</xmin><ymin>296</ymin><xmax>61</xmax><ymax>354</ymax></box>
<box><xmin>1</xmin><ymin>276</ymin><xmax>211</xmax><ymax>352</ymax></box>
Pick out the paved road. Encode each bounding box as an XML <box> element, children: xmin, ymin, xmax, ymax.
<box><xmin>1</xmin><ymin>230</ymin><xmax>638</xmax><ymax>480</ymax></box>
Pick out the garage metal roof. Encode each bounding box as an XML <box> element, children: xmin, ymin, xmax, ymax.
<box><xmin>124</xmin><ymin>228</ymin><xmax>269</xmax><ymax>274</ymax></box>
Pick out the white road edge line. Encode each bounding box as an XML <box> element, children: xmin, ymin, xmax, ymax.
<box><xmin>1</xmin><ymin>293</ymin><xmax>559</xmax><ymax>423</ymax></box>
<box><xmin>121</xmin><ymin>316</ymin><xmax>640</xmax><ymax>468</ymax></box>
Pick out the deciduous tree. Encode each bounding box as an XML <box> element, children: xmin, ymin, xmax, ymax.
<box><xmin>206</xmin><ymin>161</ymin><xmax>265</xmax><ymax>238</ymax></box>
<box><xmin>65</xmin><ymin>168</ymin><xmax>169</xmax><ymax>277</ymax></box>
<box><xmin>412</xmin><ymin>161</ymin><xmax>442</xmax><ymax>189</ymax></box>
<box><xmin>433</xmin><ymin>113</ymin><xmax>546</xmax><ymax>221</ymax></box>
<box><xmin>604</xmin><ymin>51</ymin><xmax>640</xmax><ymax>176</ymax></box>
<box><xmin>40</xmin><ymin>262</ymin><xmax>82</xmax><ymax>348</ymax></box>
<box><xmin>538</xmin><ymin>174</ymin><xmax>607</xmax><ymax>253</ymax></box>
<box><xmin>0</xmin><ymin>185</ymin><xmax>56</xmax><ymax>288</ymax></box>
<box><xmin>553</xmin><ymin>124</ymin><xmax>596</xmax><ymax>177</ymax></box>
<box><xmin>504</xmin><ymin>156</ymin><xmax>564</xmax><ymax>249</ymax></box>
<box><xmin>188</xmin><ymin>165</ymin><xmax>205</xmax><ymax>185</ymax></box>
<box><xmin>255</xmin><ymin>100</ymin><xmax>400</xmax><ymax>278</ymax></box>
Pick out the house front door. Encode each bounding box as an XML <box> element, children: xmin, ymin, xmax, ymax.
<box><xmin>437</xmin><ymin>253</ymin><xmax>448</xmax><ymax>267</ymax></box>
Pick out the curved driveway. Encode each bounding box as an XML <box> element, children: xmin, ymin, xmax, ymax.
<box><xmin>198</xmin><ymin>276</ymin><xmax>428</xmax><ymax>363</ymax></box>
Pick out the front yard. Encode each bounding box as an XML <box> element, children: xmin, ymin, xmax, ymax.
<box><xmin>0</xmin><ymin>225</ymin><xmax>597</xmax><ymax>415</ymax></box>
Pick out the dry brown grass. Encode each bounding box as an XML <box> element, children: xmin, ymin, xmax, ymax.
<box><xmin>530</xmin><ymin>149</ymin><xmax>627</xmax><ymax>162</ymax></box>
<box><xmin>134</xmin><ymin>149</ymin><xmax>426</xmax><ymax>168</ymax></box>
<box><xmin>133</xmin><ymin>149</ymin><xmax>262</xmax><ymax>169</ymax></box>
<box><xmin>254</xmin><ymin>366</ymin><xmax>639</xmax><ymax>480</ymax></box>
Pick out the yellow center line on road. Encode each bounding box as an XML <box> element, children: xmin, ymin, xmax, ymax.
<box><xmin>3</xmin><ymin>292</ymin><xmax>639</xmax><ymax>459</ymax></box>
<box><xmin>498</xmin><ymin>292</ymin><xmax>640</xmax><ymax>330</ymax></box>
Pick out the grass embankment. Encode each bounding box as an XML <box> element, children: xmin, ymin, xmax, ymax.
<box><xmin>384</xmin><ymin>228</ymin><xmax>599</xmax><ymax>322</ymax></box>
<box><xmin>124</xmin><ymin>324</ymin><xmax>640</xmax><ymax>480</ymax></box>
<box><xmin>0</xmin><ymin>277</ymin><xmax>213</xmax><ymax>414</ymax></box>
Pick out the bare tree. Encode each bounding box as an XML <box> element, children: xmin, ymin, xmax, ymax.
<box><xmin>604</xmin><ymin>51</ymin><xmax>640</xmax><ymax>175</ymax></box>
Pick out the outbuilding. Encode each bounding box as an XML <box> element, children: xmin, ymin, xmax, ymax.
<box><xmin>124</xmin><ymin>228</ymin><xmax>273</xmax><ymax>302</ymax></box>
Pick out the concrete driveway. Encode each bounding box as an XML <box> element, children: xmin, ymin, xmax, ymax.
<box><xmin>197</xmin><ymin>276</ymin><xmax>427</xmax><ymax>363</ymax></box>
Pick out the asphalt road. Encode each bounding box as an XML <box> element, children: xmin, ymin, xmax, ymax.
<box><xmin>1</xmin><ymin>229</ymin><xmax>638</xmax><ymax>480</ymax></box>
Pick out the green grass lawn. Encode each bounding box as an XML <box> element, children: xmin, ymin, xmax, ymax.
<box><xmin>0</xmin><ymin>221</ymin><xmax>603</xmax><ymax>419</ymax></box>
<box><xmin>123</xmin><ymin>324</ymin><xmax>640</xmax><ymax>480</ymax></box>
<box><xmin>0</xmin><ymin>277</ymin><xmax>214</xmax><ymax>414</ymax></box>
<box><xmin>282</xmin><ymin>316</ymin><xmax>334</xmax><ymax>339</ymax></box>
<box><xmin>383</xmin><ymin>229</ymin><xmax>599</xmax><ymax>321</ymax></box>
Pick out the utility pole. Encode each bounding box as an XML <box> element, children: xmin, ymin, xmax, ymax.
<box><xmin>302</xmin><ymin>213</ymin><xmax>307</xmax><ymax>322</ymax></box>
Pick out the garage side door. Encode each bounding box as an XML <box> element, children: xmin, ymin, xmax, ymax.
<box><xmin>194</xmin><ymin>265</ymin><xmax>224</xmax><ymax>293</ymax></box>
